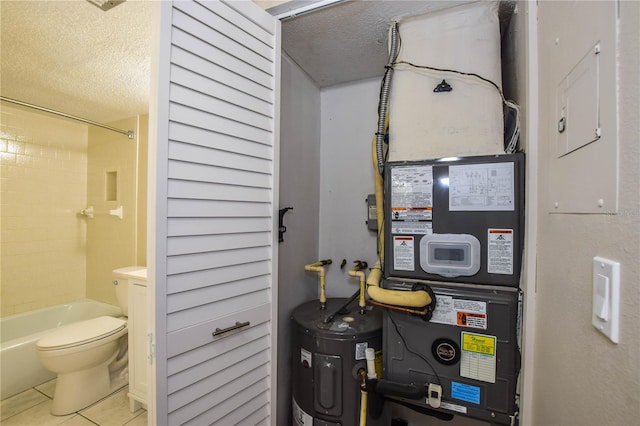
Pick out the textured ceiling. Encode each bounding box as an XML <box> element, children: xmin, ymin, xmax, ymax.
<box><xmin>0</xmin><ymin>0</ymin><xmax>153</xmax><ymax>123</ymax></box>
<box><xmin>280</xmin><ymin>1</ymin><xmax>474</xmax><ymax>87</ymax></box>
<box><xmin>279</xmin><ymin>0</ymin><xmax>516</xmax><ymax>88</ymax></box>
<box><xmin>0</xmin><ymin>0</ymin><xmax>513</xmax><ymax>124</ymax></box>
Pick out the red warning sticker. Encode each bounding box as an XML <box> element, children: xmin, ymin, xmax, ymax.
<box><xmin>457</xmin><ymin>312</ymin><xmax>487</xmax><ymax>329</ymax></box>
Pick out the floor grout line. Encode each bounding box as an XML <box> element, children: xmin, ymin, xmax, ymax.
<box><xmin>2</xmin><ymin>384</ymin><xmax>144</xmax><ymax>426</ymax></box>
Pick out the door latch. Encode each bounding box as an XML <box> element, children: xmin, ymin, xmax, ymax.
<box><xmin>279</xmin><ymin>207</ymin><xmax>293</xmax><ymax>242</ymax></box>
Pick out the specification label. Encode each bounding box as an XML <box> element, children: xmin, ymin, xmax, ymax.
<box><xmin>391</xmin><ymin>165</ymin><xmax>433</xmax><ymax>220</ymax></box>
<box><xmin>460</xmin><ymin>332</ymin><xmax>496</xmax><ymax>383</ymax></box>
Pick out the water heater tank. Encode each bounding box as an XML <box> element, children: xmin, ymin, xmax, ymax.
<box><xmin>291</xmin><ymin>298</ymin><xmax>384</xmax><ymax>426</ymax></box>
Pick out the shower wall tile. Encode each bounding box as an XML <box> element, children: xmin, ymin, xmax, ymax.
<box><xmin>1</xmin><ymin>105</ymin><xmax>88</xmax><ymax>317</ymax></box>
<box><xmin>85</xmin><ymin>116</ymin><xmax>141</xmax><ymax>306</ymax></box>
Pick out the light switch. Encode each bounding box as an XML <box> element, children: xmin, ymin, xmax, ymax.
<box><xmin>592</xmin><ymin>257</ymin><xmax>620</xmax><ymax>343</ymax></box>
<box><xmin>593</xmin><ymin>273</ymin><xmax>609</xmax><ymax>320</ymax></box>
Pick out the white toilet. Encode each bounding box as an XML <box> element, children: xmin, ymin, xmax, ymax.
<box><xmin>36</xmin><ymin>267</ymin><xmax>138</xmax><ymax>415</ymax></box>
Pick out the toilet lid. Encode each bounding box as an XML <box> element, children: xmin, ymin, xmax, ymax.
<box><xmin>37</xmin><ymin>316</ymin><xmax>127</xmax><ymax>350</ymax></box>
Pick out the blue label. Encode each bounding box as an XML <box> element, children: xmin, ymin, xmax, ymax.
<box><xmin>451</xmin><ymin>381</ymin><xmax>480</xmax><ymax>405</ymax></box>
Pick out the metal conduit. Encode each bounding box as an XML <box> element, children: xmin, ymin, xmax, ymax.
<box><xmin>0</xmin><ymin>96</ymin><xmax>135</xmax><ymax>139</ymax></box>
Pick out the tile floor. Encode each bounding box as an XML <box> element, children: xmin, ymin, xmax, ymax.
<box><xmin>1</xmin><ymin>379</ymin><xmax>147</xmax><ymax>426</ymax></box>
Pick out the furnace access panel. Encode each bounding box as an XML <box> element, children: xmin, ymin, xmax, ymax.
<box><xmin>383</xmin><ymin>153</ymin><xmax>525</xmax><ymax>287</ymax></box>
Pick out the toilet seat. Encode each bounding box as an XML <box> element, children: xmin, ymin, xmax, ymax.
<box><xmin>37</xmin><ymin>316</ymin><xmax>127</xmax><ymax>351</ymax></box>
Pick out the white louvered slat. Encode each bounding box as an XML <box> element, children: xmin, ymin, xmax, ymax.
<box><xmin>167</xmin><ymin>232</ymin><xmax>271</xmax><ymax>255</ymax></box>
<box><xmin>169</xmin><ymin>140</ymin><xmax>272</xmax><ymax>173</ymax></box>
<box><xmin>166</xmin><ymin>262</ymin><xmax>270</xmax><ymax>294</ymax></box>
<box><xmin>180</xmin><ymin>378</ymin><xmax>270</xmax><ymax>426</ymax></box>
<box><xmin>168</xmin><ymin>180</ymin><xmax>271</xmax><ymax>202</ymax></box>
<box><xmin>217</xmin><ymin>392</ymin><xmax>270</xmax><ymax>425</ymax></box>
<box><xmin>234</xmin><ymin>402</ymin><xmax>270</xmax><ymax>426</ymax></box>
<box><xmin>167</xmin><ymin>217</ymin><xmax>271</xmax><ymax>238</ymax></box>
<box><xmin>168</xmin><ymin>160</ymin><xmax>270</xmax><ymax>187</ymax></box>
<box><xmin>169</xmin><ymin>122</ymin><xmax>273</xmax><ymax>159</ymax></box>
<box><xmin>170</xmin><ymin>103</ymin><xmax>271</xmax><ymax>145</ymax></box>
<box><xmin>201</xmin><ymin>0</ymin><xmax>274</xmax><ymax>45</ymax></box>
<box><xmin>170</xmin><ymin>65</ymin><xmax>272</xmax><ymax>117</ymax></box>
<box><xmin>167</xmin><ymin>199</ymin><xmax>271</xmax><ymax>219</ymax></box>
<box><xmin>166</xmin><ymin>303</ymin><xmax>271</xmax><ymax>358</ymax></box>
<box><xmin>168</xmin><ymin>335</ymin><xmax>270</xmax><ymax>393</ymax></box>
<box><xmin>171</xmin><ymin>369</ymin><xmax>270</xmax><ymax>424</ymax></box>
<box><xmin>154</xmin><ymin>0</ymin><xmax>278</xmax><ymax>423</ymax></box>
<box><xmin>169</xmin><ymin>83</ymin><xmax>272</xmax><ymax>131</ymax></box>
<box><xmin>167</xmin><ymin>275</ymin><xmax>269</xmax><ymax>313</ymax></box>
<box><xmin>171</xmin><ymin>28</ymin><xmax>272</xmax><ymax>90</ymax></box>
<box><xmin>169</xmin><ymin>338</ymin><xmax>269</xmax><ymax>394</ymax></box>
<box><xmin>167</xmin><ymin>322</ymin><xmax>270</xmax><ymax>376</ymax></box>
<box><xmin>172</xmin><ymin>6</ymin><xmax>273</xmax><ymax>72</ymax></box>
<box><xmin>170</xmin><ymin>48</ymin><xmax>272</xmax><ymax>103</ymax></box>
<box><xmin>174</xmin><ymin>1</ymin><xmax>273</xmax><ymax>60</ymax></box>
<box><xmin>167</xmin><ymin>289</ymin><xmax>270</xmax><ymax>331</ymax></box>
<box><xmin>167</xmin><ymin>246</ymin><xmax>270</xmax><ymax>274</ymax></box>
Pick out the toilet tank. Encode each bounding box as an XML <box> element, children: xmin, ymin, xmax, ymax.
<box><xmin>112</xmin><ymin>266</ymin><xmax>146</xmax><ymax>316</ymax></box>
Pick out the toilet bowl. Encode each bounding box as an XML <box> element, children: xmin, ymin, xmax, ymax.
<box><xmin>36</xmin><ymin>316</ymin><xmax>128</xmax><ymax>415</ymax></box>
<box><xmin>35</xmin><ymin>267</ymin><xmax>140</xmax><ymax>415</ymax></box>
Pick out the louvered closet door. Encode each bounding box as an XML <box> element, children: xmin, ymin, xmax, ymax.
<box><xmin>151</xmin><ymin>1</ymin><xmax>280</xmax><ymax>425</ymax></box>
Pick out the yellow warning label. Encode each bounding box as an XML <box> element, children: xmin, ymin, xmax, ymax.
<box><xmin>461</xmin><ymin>332</ymin><xmax>496</xmax><ymax>356</ymax></box>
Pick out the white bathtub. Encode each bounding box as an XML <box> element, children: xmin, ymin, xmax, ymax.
<box><xmin>0</xmin><ymin>299</ymin><xmax>123</xmax><ymax>400</ymax></box>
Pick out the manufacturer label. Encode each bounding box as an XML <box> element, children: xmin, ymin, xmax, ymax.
<box><xmin>430</xmin><ymin>295</ymin><xmax>487</xmax><ymax>329</ymax></box>
<box><xmin>460</xmin><ymin>332</ymin><xmax>497</xmax><ymax>383</ymax></box>
<box><xmin>488</xmin><ymin>229</ymin><xmax>514</xmax><ymax>274</ymax></box>
<box><xmin>293</xmin><ymin>398</ymin><xmax>313</xmax><ymax>426</ymax></box>
<box><xmin>391</xmin><ymin>165</ymin><xmax>433</xmax><ymax>220</ymax></box>
<box><xmin>431</xmin><ymin>338</ymin><xmax>460</xmax><ymax>365</ymax></box>
<box><xmin>355</xmin><ymin>342</ymin><xmax>368</xmax><ymax>360</ymax></box>
<box><xmin>451</xmin><ymin>381</ymin><xmax>481</xmax><ymax>405</ymax></box>
<box><xmin>393</xmin><ymin>236</ymin><xmax>415</xmax><ymax>271</ymax></box>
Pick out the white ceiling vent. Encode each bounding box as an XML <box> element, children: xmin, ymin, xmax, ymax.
<box><xmin>86</xmin><ymin>0</ymin><xmax>126</xmax><ymax>12</ymax></box>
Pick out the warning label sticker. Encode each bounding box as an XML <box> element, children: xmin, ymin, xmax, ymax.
<box><xmin>430</xmin><ymin>295</ymin><xmax>487</xmax><ymax>330</ymax></box>
<box><xmin>460</xmin><ymin>332</ymin><xmax>497</xmax><ymax>383</ymax></box>
<box><xmin>391</xmin><ymin>220</ymin><xmax>433</xmax><ymax>235</ymax></box>
<box><xmin>391</xmin><ymin>166</ymin><xmax>433</xmax><ymax>220</ymax></box>
<box><xmin>449</xmin><ymin>162</ymin><xmax>515</xmax><ymax>211</ymax></box>
<box><xmin>393</xmin><ymin>236</ymin><xmax>415</xmax><ymax>271</ymax></box>
<box><xmin>487</xmin><ymin>229</ymin><xmax>514</xmax><ymax>275</ymax></box>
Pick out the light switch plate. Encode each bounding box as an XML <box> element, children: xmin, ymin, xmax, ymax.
<box><xmin>592</xmin><ymin>257</ymin><xmax>620</xmax><ymax>343</ymax></box>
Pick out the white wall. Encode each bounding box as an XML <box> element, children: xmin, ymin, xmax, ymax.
<box><xmin>533</xmin><ymin>2</ymin><xmax>640</xmax><ymax>424</ymax></box>
<box><xmin>277</xmin><ymin>54</ymin><xmax>321</xmax><ymax>426</ymax></box>
<box><xmin>319</xmin><ymin>78</ymin><xmax>380</xmax><ymax>297</ymax></box>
